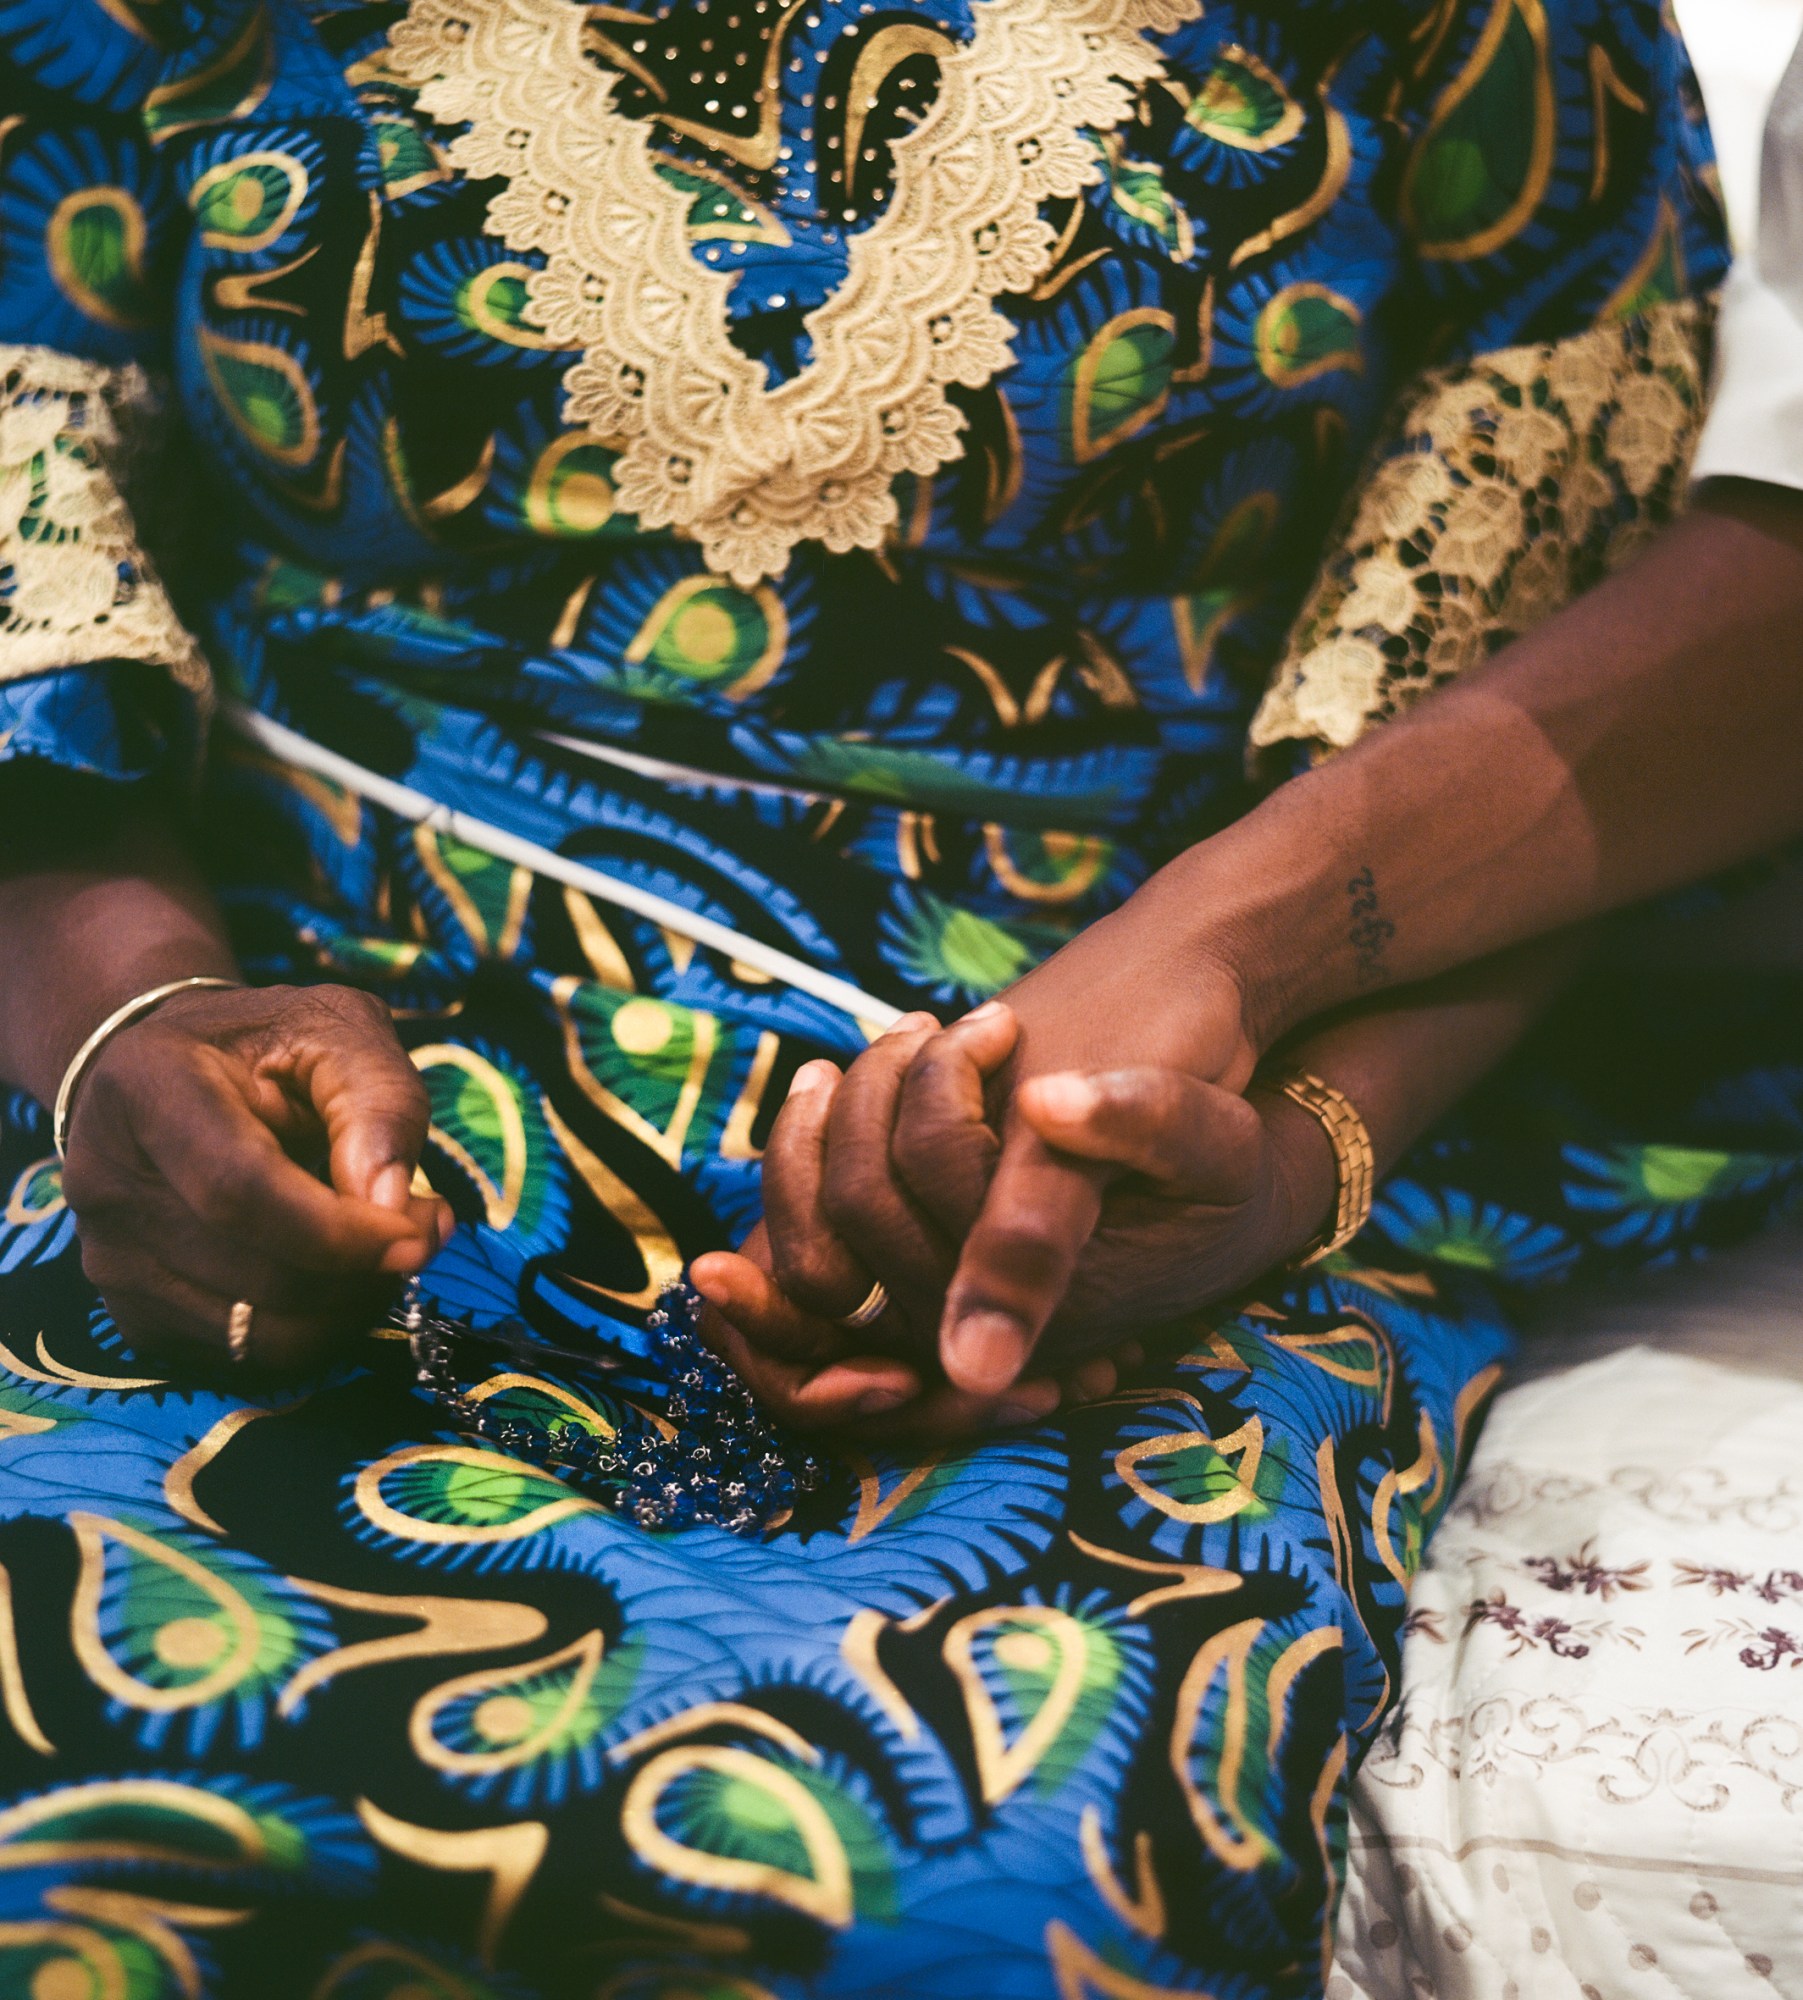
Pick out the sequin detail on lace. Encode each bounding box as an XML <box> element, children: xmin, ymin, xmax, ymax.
<box><xmin>385</xmin><ymin>0</ymin><xmax>1203</xmax><ymax>584</ymax></box>
<box><xmin>1251</xmin><ymin>299</ymin><xmax>1712</xmax><ymax>762</ymax></box>
<box><xmin>0</xmin><ymin>345</ymin><xmax>209</xmax><ymax>699</ymax></box>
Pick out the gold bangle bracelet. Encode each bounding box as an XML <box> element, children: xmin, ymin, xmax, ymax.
<box><xmin>52</xmin><ymin>977</ymin><xmax>242</xmax><ymax>1159</ymax></box>
<box><xmin>1270</xmin><ymin>1069</ymin><xmax>1377</xmax><ymax>1268</ymax></box>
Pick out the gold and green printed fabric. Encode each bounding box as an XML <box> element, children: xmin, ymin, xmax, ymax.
<box><xmin>0</xmin><ymin>2</ymin><xmax>1796</xmax><ymax>1996</ymax></box>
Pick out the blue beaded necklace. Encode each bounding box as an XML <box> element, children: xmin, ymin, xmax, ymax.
<box><xmin>393</xmin><ymin>1278</ymin><xmax>830</xmax><ymax>1535</ymax></box>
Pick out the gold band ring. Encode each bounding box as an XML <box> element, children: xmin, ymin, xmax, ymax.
<box><xmin>836</xmin><ymin>1281</ymin><xmax>890</xmax><ymax>1331</ymax></box>
<box><xmin>226</xmin><ymin>1300</ymin><xmax>255</xmax><ymax>1366</ymax></box>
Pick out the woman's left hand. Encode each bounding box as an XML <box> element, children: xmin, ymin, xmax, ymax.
<box><xmin>746</xmin><ymin>893</ymin><xmax>1268</xmax><ymax>1396</ymax></box>
<box><xmin>704</xmin><ymin>1012</ymin><xmax>1335</xmax><ymax>1439</ymax></box>
<box><xmin>690</xmin><ymin>1214</ymin><xmax>1147</xmax><ymax>1445</ymax></box>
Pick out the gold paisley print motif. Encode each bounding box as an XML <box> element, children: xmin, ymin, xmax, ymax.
<box><xmin>3</xmin><ymin>1158</ymin><xmax>60</xmax><ymax>1231</ymax></box>
<box><xmin>1116</xmin><ymin>1416</ymin><xmax>1267</xmax><ymax>1526</ymax></box>
<box><xmin>1168</xmin><ymin>1619</ymin><xmax>1268</xmax><ymax>1872</ymax></box>
<box><xmin>353</xmin><ymin>1443</ymin><xmax>599</xmax><ymax>1547</ymax></box>
<box><xmin>384</xmin><ymin>0</ymin><xmax>1205</xmax><ymax>583</ymax></box>
<box><xmin>409</xmin><ymin>1630</ymin><xmax>606</xmax><ymax>1777</ymax></box>
<box><xmin>278</xmin><ymin>1580</ymin><xmax>548</xmax><ymax>1719</ymax></box>
<box><xmin>621</xmin><ymin>1745</ymin><xmax>856</xmax><ymax>1928</ymax></box>
<box><xmin>69</xmin><ymin>1515</ymin><xmax>265</xmax><ymax>1717</ymax></box>
<box><xmin>1078</xmin><ymin>1804</ymin><xmax>1166</xmax><ymax>1941</ymax></box>
<box><xmin>1402</xmin><ymin>0</ymin><xmax>1555</xmax><ymax>263</ymax></box>
<box><xmin>0</xmin><ymin>1564</ymin><xmax>52</xmax><ymax>1756</ymax></box>
<box><xmin>946</xmin><ymin>1604</ymin><xmax>1094</xmax><ymax>1806</ymax></box>
<box><xmin>0</xmin><ymin>1778</ymin><xmax>272</xmax><ymax>1873</ymax></box>
<box><xmin>1046</xmin><ymin>1916</ymin><xmax>1211</xmax><ymax>1998</ymax></box>
<box><xmin>188</xmin><ymin>149</ymin><xmax>309</xmax><ymax>252</ymax></box>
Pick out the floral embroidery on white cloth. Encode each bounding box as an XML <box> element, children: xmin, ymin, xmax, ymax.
<box><xmin>385</xmin><ymin>0</ymin><xmax>1203</xmax><ymax>584</ymax></box>
<box><xmin>1335</xmin><ymin>1325</ymin><xmax>1803</xmax><ymax>2000</ymax></box>
<box><xmin>0</xmin><ymin>344</ymin><xmax>209</xmax><ymax>703</ymax></box>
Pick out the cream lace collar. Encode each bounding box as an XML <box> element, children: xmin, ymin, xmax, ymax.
<box><xmin>386</xmin><ymin>0</ymin><xmax>1200</xmax><ymax>583</ymax></box>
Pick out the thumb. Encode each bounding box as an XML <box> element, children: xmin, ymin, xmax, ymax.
<box><xmin>282</xmin><ymin>989</ymin><xmax>434</xmax><ymax>1216</ymax></box>
<box><xmin>937</xmin><ymin>1125</ymin><xmax>1106</xmax><ymax>1397</ymax></box>
<box><xmin>1016</xmin><ymin>1067</ymin><xmax>1264</xmax><ymax>1200</ymax></box>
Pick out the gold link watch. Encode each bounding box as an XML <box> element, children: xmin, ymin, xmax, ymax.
<box><xmin>1269</xmin><ymin>1069</ymin><xmax>1377</xmax><ymax>1267</ymax></box>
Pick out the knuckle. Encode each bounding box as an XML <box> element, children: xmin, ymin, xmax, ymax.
<box><xmin>976</xmin><ymin>1223</ymin><xmax>1070</xmax><ymax>1291</ymax></box>
<box><xmin>78</xmin><ymin>1236</ymin><xmax>130</xmax><ymax>1295</ymax></box>
<box><xmin>815</xmin><ymin>1172</ymin><xmax>860</xmax><ymax>1233</ymax></box>
<box><xmin>818</xmin><ymin>1170</ymin><xmax>892</xmax><ymax>1246</ymax></box>
<box><xmin>75</xmin><ymin>1054</ymin><xmax>136</xmax><ymax>1128</ymax></box>
<box><xmin>321</xmin><ymin>983</ymin><xmax>392</xmax><ymax>1030</ymax></box>
<box><xmin>1225</xmin><ymin>1092</ymin><xmax>1265</xmax><ymax>1153</ymax></box>
<box><xmin>1140</xmin><ymin>1129</ymin><xmax>1193</xmax><ymax>1182</ymax></box>
<box><xmin>887</xmin><ymin>1120</ymin><xmax>935</xmax><ymax>1184</ymax></box>
<box><xmin>190</xmin><ymin>1160</ymin><xmax>253</xmax><ymax>1230</ymax></box>
<box><xmin>893</xmin><ymin>1112</ymin><xmax>992</xmax><ymax>1188</ymax></box>
<box><xmin>1099</xmin><ymin>1069</ymin><xmax>1167</xmax><ymax>1126</ymax></box>
<box><xmin>768</xmin><ymin>1232</ymin><xmax>847</xmax><ymax>1308</ymax></box>
<box><xmin>59</xmin><ymin>1148</ymin><xmax>112</xmax><ymax>1216</ymax></box>
<box><xmin>389</xmin><ymin>1066</ymin><xmax>432</xmax><ymax>1119</ymax></box>
<box><xmin>855</xmin><ymin>1036</ymin><xmax>919</xmax><ymax>1090</ymax></box>
<box><xmin>903</xmin><ymin>1036</ymin><xmax>956</xmax><ymax>1090</ymax></box>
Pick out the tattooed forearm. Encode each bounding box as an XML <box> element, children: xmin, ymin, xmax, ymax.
<box><xmin>1346</xmin><ymin>866</ymin><xmax>1395</xmax><ymax>986</ymax></box>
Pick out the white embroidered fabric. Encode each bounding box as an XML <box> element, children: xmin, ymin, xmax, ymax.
<box><xmin>1335</xmin><ymin>1228</ymin><xmax>1803</xmax><ymax>2000</ymax></box>
<box><xmin>0</xmin><ymin>344</ymin><xmax>209</xmax><ymax>702</ymax></box>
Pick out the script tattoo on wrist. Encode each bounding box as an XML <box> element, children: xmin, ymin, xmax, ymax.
<box><xmin>1346</xmin><ymin>866</ymin><xmax>1395</xmax><ymax>987</ymax></box>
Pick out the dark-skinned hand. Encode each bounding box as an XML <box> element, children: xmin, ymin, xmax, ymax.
<box><xmin>694</xmin><ymin>1001</ymin><xmax>1333</xmax><ymax>1439</ymax></box>
<box><xmin>744</xmin><ymin>911</ymin><xmax>1276</xmax><ymax>1405</ymax></box>
<box><xmin>61</xmin><ymin>982</ymin><xmax>453</xmax><ymax>1371</ymax></box>
<box><xmin>690</xmin><ymin>1214</ymin><xmax>1147</xmax><ymax>1446</ymax></box>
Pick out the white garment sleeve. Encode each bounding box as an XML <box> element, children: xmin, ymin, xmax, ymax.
<box><xmin>1691</xmin><ymin>24</ymin><xmax>1803</xmax><ymax>489</ymax></box>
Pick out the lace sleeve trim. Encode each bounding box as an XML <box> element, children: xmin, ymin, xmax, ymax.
<box><xmin>0</xmin><ymin>344</ymin><xmax>211</xmax><ymax>712</ymax></box>
<box><xmin>1250</xmin><ymin>298</ymin><xmax>1713</xmax><ymax>766</ymax></box>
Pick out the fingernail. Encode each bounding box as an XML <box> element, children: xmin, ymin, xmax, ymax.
<box><xmin>787</xmin><ymin>1061</ymin><xmax>836</xmax><ymax>1100</ymax></box>
<box><xmin>434</xmin><ymin>1204</ymin><xmax>456</xmax><ymax>1250</ymax></box>
<box><xmin>1029</xmin><ymin>1073</ymin><xmax>1098</xmax><ymax>1121</ymax></box>
<box><xmin>880</xmin><ymin>1011</ymin><xmax>939</xmax><ymax>1040</ymax></box>
<box><xmin>959</xmin><ymin>1000</ymin><xmax>1005</xmax><ymax>1024</ymax></box>
<box><xmin>689</xmin><ymin>1258</ymin><xmax>733</xmax><ymax>1309</ymax></box>
<box><xmin>944</xmin><ymin>1309</ymin><xmax>1031</xmax><ymax>1392</ymax></box>
<box><xmin>372</xmin><ymin>1162</ymin><xmax>412</xmax><ymax>1212</ymax></box>
<box><xmin>379</xmin><ymin>1237</ymin><xmax>431</xmax><ymax>1277</ymax></box>
<box><xmin>856</xmin><ymin>1385</ymin><xmax>912</xmax><ymax>1416</ymax></box>
<box><xmin>997</xmin><ymin>1388</ymin><xmax>1057</xmax><ymax>1428</ymax></box>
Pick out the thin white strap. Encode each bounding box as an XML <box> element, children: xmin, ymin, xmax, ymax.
<box><xmin>537</xmin><ymin>728</ymin><xmax>822</xmax><ymax>803</ymax></box>
<box><xmin>219</xmin><ymin>700</ymin><xmax>903</xmax><ymax>1034</ymax></box>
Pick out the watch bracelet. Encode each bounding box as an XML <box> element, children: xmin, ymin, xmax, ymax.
<box><xmin>1269</xmin><ymin>1068</ymin><xmax>1376</xmax><ymax>1267</ymax></box>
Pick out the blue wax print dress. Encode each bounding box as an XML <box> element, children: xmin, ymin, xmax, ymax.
<box><xmin>0</xmin><ymin>2</ymin><xmax>1797</xmax><ymax>1995</ymax></box>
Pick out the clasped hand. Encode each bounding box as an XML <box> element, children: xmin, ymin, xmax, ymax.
<box><xmin>696</xmin><ymin>932</ymin><xmax>1335</xmax><ymax>1442</ymax></box>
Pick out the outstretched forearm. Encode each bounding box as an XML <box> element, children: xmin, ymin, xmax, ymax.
<box><xmin>1138</xmin><ymin>480</ymin><xmax>1803</xmax><ymax>1048</ymax></box>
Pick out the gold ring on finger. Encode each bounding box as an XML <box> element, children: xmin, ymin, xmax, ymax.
<box><xmin>227</xmin><ymin>1300</ymin><xmax>255</xmax><ymax>1366</ymax></box>
<box><xmin>836</xmin><ymin>1281</ymin><xmax>890</xmax><ymax>1331</ymax></box>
